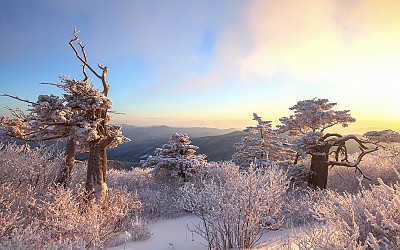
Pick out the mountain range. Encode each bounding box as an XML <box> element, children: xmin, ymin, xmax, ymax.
<box><xmin>104</xmin><ymin>125</ymin><xmax>245</xmax><ymax>165</ymax></box>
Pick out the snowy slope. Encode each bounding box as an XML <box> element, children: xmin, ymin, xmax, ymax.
<box><xmin>110</xmin><ymin>215</ymin><xmax>300</xmax><ymax>250</ymax></box>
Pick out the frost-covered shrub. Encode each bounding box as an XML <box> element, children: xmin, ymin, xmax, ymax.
<box><xmin>292</xmin><ymin>179</ymin><xmax>400</xmax><ymax>249</ymax></box>
<box><xmin>107</xmin><ymin>168</ymin><xmax>185</xmax><ymax>219</ymax></box>
<box><xmin>0</xmin><ymin>143</ymin><xmax>149</xmax><ymax>249</ymax></box>
<box><xmin>0</xmin><ymin>143</ymin><xmax>62</xmax><ymax>191</ymax></box>
<box><xmin>328</xmin><ymin>149</ymin><xmax>400</xmax><ymax>193</ymax></box>
<box><xmin>0</xmin><ymin>142</ymin><xmax>87</xmax><ymax>190</ymax></box>
<box><xmin>181</xmin><ymin>161</ymin><xmax>289</xmax><ymax>249</ymax></box>
<box><xmin>107</xmin><ymin>168</ymin><xmax>150</xmax><ymax>191</ymax></box>
<box><xmin>0</xmin><ymin>184</ymin><xmax>148</xmax><ymax>249</ymax></box>
<box><xmin>286</xmin><ymin>164</ymin><xmax>309</xmax><ymax>187</ymax></box>
<box><xmin>281</xmin><ymin>188</ymin><xmax>319</xmax><ymax>228</ymax></box>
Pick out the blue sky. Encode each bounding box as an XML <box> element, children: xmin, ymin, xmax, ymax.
<box><xmin>1</xmin><ymin>0</ymin><xmax>399</xmax><ymax>132</ymax></box>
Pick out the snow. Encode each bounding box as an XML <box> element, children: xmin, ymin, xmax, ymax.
<box><xmin>109</xmin><ymin>215</ymin><xmax>207</xmax><ymax>250</ymax></box>
<box><xmin>110</xmin><ymin>215</ymin><xmax>300</xmax><ymax>250</ymax></box>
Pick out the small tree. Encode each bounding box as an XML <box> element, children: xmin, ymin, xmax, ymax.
<box><xmin>233</xmin><ymin>113</ymin><xmax>294</xmax><ymax>170</ymax></box>
<box><xmin>0</xmin><ymin>94</ymin><xmax>78</xmax><ymax>186</ymax></box>
<box><xmin>278</xmin><ymin>98</ymin><xmax>378</xmax><ymax>189</ymax></box>
<box><xmin>141</xmin><ymin>133</ymin><xmax>206</xmax><ymax>182</ymax></box>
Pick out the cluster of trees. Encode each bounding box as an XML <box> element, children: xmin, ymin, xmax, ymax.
<box><xmin>1</xmin><ymin>31</ymin><xmax>398</xmax><ymax>193</ymax></box>
<box><xmin>233</xmin><ymin>98</ymin><xmax>400</xmax><ymax>189</ymax></box>
<box><xmin>139</xmin><ymin>98</ymin><xmax>400</xmax><ymax>191</ymax></box>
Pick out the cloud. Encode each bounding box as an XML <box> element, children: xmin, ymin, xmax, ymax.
<box><xmin>227</xmin><ymin>0</ymin><xmax>400</xmax><ymax>88</ymax></box>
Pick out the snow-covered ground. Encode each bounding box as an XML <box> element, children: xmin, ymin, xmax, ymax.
<box><xmin>110</xmin><ymin>215</ymin><xmax>300</xmax><ymax>250</ymax></box>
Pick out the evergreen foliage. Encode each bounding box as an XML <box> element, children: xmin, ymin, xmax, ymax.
<box><xmin>141</xmin><ymin>133</ymin><xmax>207</xmax><ymax>181</ymax></box>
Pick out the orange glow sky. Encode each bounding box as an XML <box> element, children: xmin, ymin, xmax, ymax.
<box><xmin>0</xmin><ymin>0</ymin><xmax>399</xmax><ymax>133</ymax></box>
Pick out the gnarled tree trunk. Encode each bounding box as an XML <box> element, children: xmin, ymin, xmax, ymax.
<box><xmin>86</xmin><ymin>141</ymin><xmax>107</xmax><ymax>203</ymax></box>
<box><xmin>56</xmin><ymin>137</ymin><xmax>77</xmax><ymax>187</ymax></box>
<box><xmin>85</xmin><ymin>136</ymin><xmax>113</xmax><ymax>204</ymax></box>
<box><xmin>308</xmin><ymin>146</ymin><xmax>330</xmax><ymax>189</ymax></box>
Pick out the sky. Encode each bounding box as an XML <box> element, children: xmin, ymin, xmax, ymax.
<box><xmin>0</xmin><ymin>0</ymin><xmax>399</xmax><ymax>133</ymax></box>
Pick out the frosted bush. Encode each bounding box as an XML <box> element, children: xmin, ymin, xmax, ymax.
<box><xmin>286</xmin><ymin>164</ymin><xmax>309</xmax><ymax>188</ymax></box>
<box><xmin>292</xmin><ymin>179</ymin><xmax>400</xmax><ymax>249</ymax></box>
<box><xmin>108</xmin><ymin>168</ymin><xmax>185</xmax><ymax>219</ymax></box>
<box><xmin>328</xmin><ymin>149</ymin><xmax>400</xmax><ymax>193</ymax></box>
<box><xmin>281</xmin><ymin>188</ymin><xmax>318</xmax><ymax>228</ymax></box>
<box><xmin>0</xmin><ymin>142</ymin><xmax>87</xmax><ymax>190</ymax></box>
<box><xmin>181</xmin><ymin>161</ymin><xmax>289</xmax><ymax>249</ymax></box>
<box><xmin>0</xmin><ymin>184</ymin><xmax>148</xmax><ymax>249</ymax></box>
<box><xmin>0</xmin><ymin>143</ymin><xmax>149</xmax><ymax>248</ymax></box>
<box><xmin>0</xmin><ymin>143</ymin><xmax>62</xmax><ymax>191</ymax></box>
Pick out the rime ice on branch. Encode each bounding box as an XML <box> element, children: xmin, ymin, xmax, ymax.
<box><xmin>233</xmin><ymin>113</ymin><xmax>294</xmax><ymax>170</ymax></box>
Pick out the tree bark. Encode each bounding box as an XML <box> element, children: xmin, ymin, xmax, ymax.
<box><xmin>308</xmin><ymin>146</ymin><xmax>329</xmax><ymax>189</ymax></box>
<box><xmin>86</xmin><ymin>141</ymin><xmax>108</xmax><ymax>203</ymax></box>
<box><xmin>100</xmin><ymin>146</ymin><xmax>107</xmax><ymax>183</ymax></box>
<box><xmin>85</xmin><ymin>136</ymin><xmax>113</xmax><ymax>203</ymax></box>
<box><xmin>56</xmin><ymin>138</ymin><xmax>77</xmax><ymax>187</ymax></box>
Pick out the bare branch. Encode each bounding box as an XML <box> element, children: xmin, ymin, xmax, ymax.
<box><xmin>68</xmin><ymin>27</ymin><xmax>110</xmax><ymax>96</ymax></box>
<box><xmin>331</xmin><ymin>134</ymin><xmax>371</xmax><ymax>149</ymax></box>
<box><xmin>321</xmin><ymin>133</ymin><xmax>342</xmax><ymax>141</ymax></box>
<box><xmin>328</xmin><ymin>147</ymin><xmax>378</xmax><ymax>180</ymax></box>
<box><xmin>4</xmin><ymin>106</ymin><xmax>28</xmax><ymax>120</ymax></box>
<box><xmin>97</xmin><ymin>64</ymin><xmax>109</xmax><ymax>96</ymax></box>
<box><xmin>40</xmin><ymin>82</ymin><xmax>63</xmax><ymax>87</ymax></box>
<box><xmin>1</xmin><ymin>94</ymin><xmax>35</xmax><ymax>104</ymax></box>
<box><xmin>69</xmin><ymin>27</ymin><xmax>102</xmax><ymax>80</ymax></box>
<box><xmin>108</xmin><ymin>110</ymin><xmax>126</xmax><ymax>115</ymax></box>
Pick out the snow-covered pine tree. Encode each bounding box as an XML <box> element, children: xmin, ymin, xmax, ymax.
<box><xmin>364</xmin><ymin>129</ymin><xmax>400</xmax><ymax>144</ymax></box>
<box><xmin>141</xmin><ymin>133</ymin><xmax>206</xmax><ymax>182</ymax></box>
<box><xmin>277</xmin><ymin>98</ymin><xmax>378</xmax><ymax>189</ymax></box>
<box><xmin>233</xmin><ymin>113</ymin><xmax>294</xmax><ymax>171</ymax></box>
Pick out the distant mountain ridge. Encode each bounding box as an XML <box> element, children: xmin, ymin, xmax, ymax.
<box><xmin>106</xmin><ymin>126</ymin><xmax>245</xmax><ymax>163</ymax></box>
<box><xmin>1</xmin><ymin>125</ymin><xmax>243</xmax><ymax>164</ymax></box>
<box><xmin>120</xmin><ymin>125</ymin><xmax>238</xmax><ymax>142</ymax></box>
